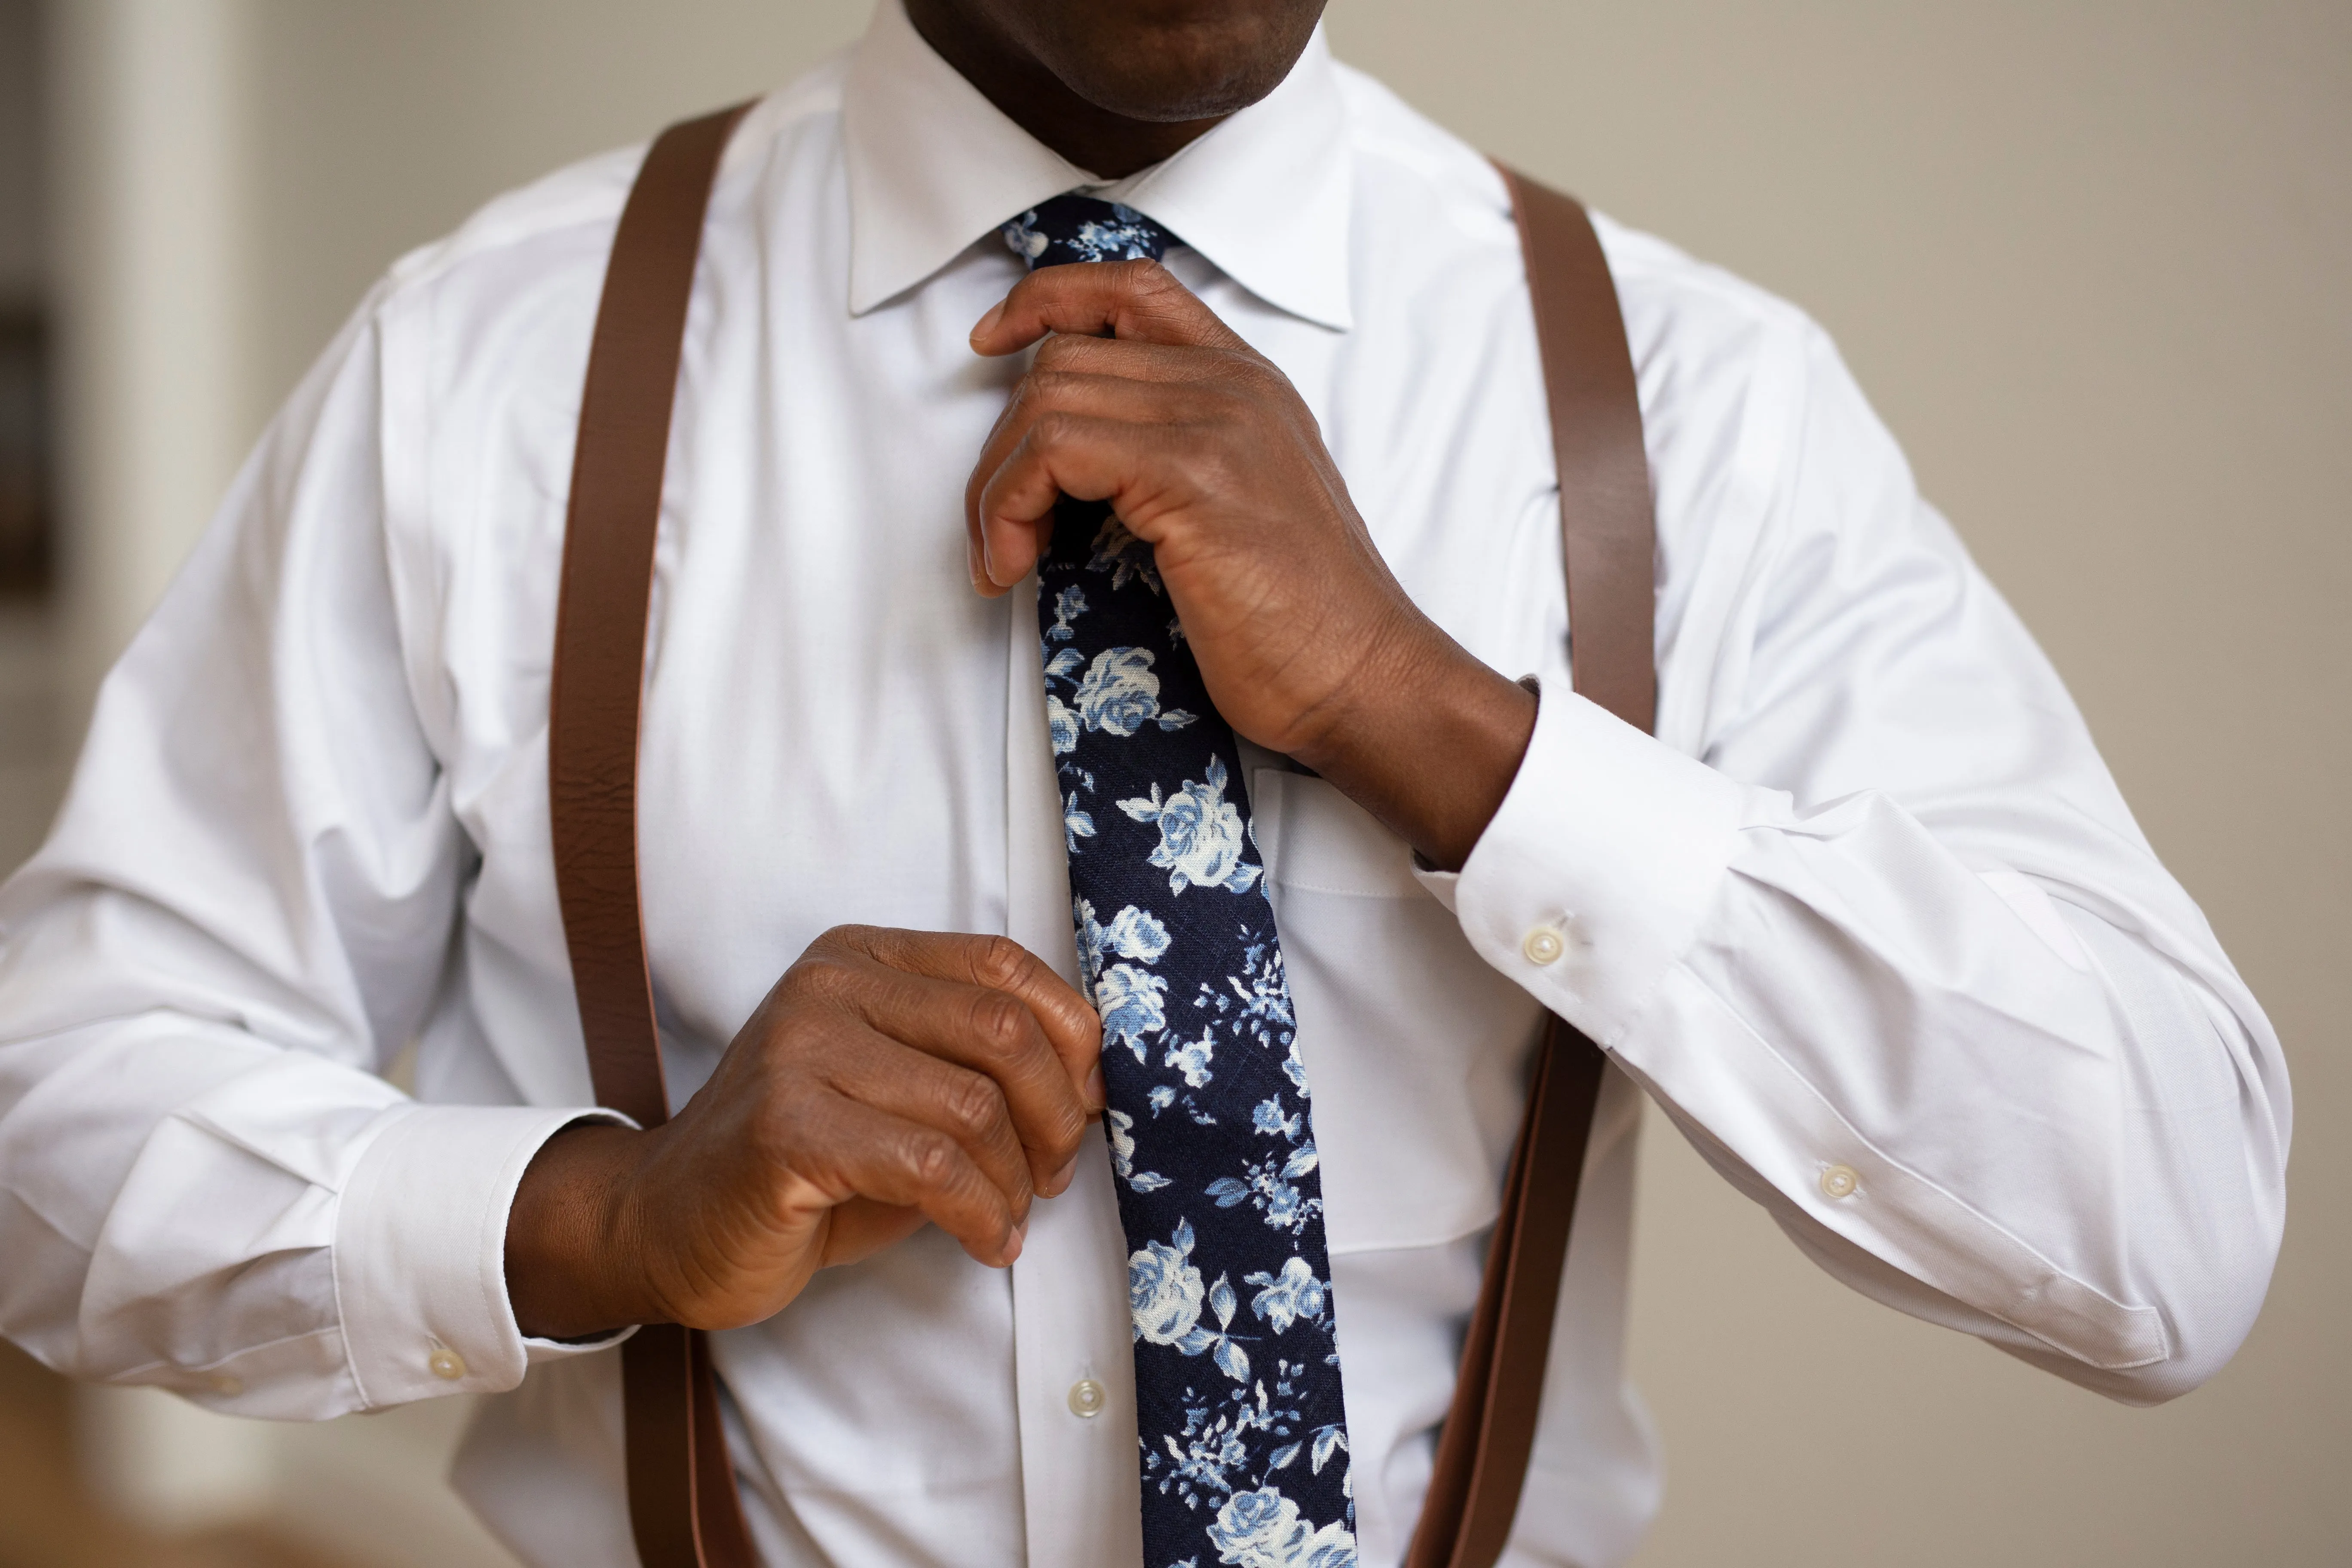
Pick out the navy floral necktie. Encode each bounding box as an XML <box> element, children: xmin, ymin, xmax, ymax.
<box><xmin>1003</xmin><ymin>194</ymin><xmax>1358</xmax><ymax>1568</ymax></box>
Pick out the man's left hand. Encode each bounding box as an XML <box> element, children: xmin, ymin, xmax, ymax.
<box><xmin>967</xmin><ymin>260</ymin><xmax>1536</xmax><ymax>871</ymax></box>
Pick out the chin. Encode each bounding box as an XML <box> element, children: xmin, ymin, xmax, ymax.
<box><xmin>1043</xmin><ymin>0</ymin><xmax>1326</xmax><ymax>123</ymax></box>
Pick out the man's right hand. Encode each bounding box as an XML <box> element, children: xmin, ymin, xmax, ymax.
<box><xmin>505</xmin><ymin>927</ymin><xmax>1104</xmax><ymax>1341</ymax></box>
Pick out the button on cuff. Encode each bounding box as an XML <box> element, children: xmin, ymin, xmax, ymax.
<box><xmin>1452</xmin><ymin>689</ymin><xmax>1748</xmax><ymax>1046</ymax></box>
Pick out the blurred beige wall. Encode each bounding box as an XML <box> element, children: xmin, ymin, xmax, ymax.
<box><xmin>36</xmin><ymin>1</ymin><xmax>2350</xmax><ymax>1565</ymax></box>
<box><xmin>0</xmin><ymin>0</ymin><xmax>40</xmax><ymax>303</ymax></box>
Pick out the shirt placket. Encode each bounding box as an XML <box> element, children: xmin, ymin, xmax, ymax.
<box><xmin>1003</xmin><ymin>571</ymin><xmax>1148</xmax><ymax>1567</ymax></box>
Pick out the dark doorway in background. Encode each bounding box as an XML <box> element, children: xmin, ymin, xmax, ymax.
<box><xmin>0</xmin><ymin>306</ymin><xmax>49</xmax><ymax>598</ymax></box>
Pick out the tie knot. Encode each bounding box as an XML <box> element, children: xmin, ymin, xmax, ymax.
<box><xmin>1002</xmin><ymin>193</ymin><xmax>1178</xmax><ymax>271</ymax></box>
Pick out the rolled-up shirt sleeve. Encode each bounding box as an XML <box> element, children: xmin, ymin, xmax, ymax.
<box><xmin>0</xmin><ymin>292</ymin><xmax>611</xmax><ymax>1418</ymax></box>
<box><xmin>1423</xmin><ymin>317</ymin><xmax>2289</xmax><ymax>1403</ymax></box>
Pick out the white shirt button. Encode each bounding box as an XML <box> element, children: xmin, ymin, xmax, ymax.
<box><xmin>1521</xmin><ymin>926</ymin><xmax>1567</xmax><ymax>966</ymax></box>
<box><xmin>1067</xmin><ymin>1378</ymin><xmax>1107</xmax><ymax>1419</ymax></box>
<box><xmin>429</xmin><ymin>1347</ymin><xmax>469</xmax><ymax>1381</ymax></box>
<box><xmin>1820</xmin><ymin>1164</ymin><xmax>1861</xmax><ymax>1200</ymax></box>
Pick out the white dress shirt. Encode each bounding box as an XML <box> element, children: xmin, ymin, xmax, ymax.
<box><xmin>0</xmin><ymin>5</ymin><xmax>2289</xmax><ymax>1566</ymax></box>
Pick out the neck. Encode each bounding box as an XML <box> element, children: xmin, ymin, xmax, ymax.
<box><xmin>903</xmin><ymin>0</ymin><xmax>1229</xmax><ymax>180</ymax></box>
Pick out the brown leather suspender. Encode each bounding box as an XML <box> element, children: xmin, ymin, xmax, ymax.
<box><xmin>549</xmin><ymin>104</ymin><xmax>761</xmax><ymax>1568</ymax></box>
<box><xmin>1403</xmin><ymin>168</ymin><xmax>1654</xmax><ymax>1568</ymax></box>
<box><xmin>547</xmin><ymin>112</ymin><xmax>1657</xmax><ymax>1568</ymax></box>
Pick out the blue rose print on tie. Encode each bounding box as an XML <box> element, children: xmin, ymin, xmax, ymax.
<box><xmin>1209</xmin><ymin>1489</ymin><xmax>1360</xmax><ymax>1568</ymax></box>
<box><xmin>1118</xmin><ymin>755</ymin><xmax>1262</xmax><ymax>897</ymax></box>
<box><xmin>1010</xmin><ymin>191</ymin><xmax>1357</xmax><ymax>1568</ymax></box>
<box><xmin>1245</xmin><ymin>1259</ymin><xmax>1330</xmax><ymax>1335</ymax></box>
<box><xmin>1075</xmin><ymin>647</ymin><xmax>1197</xmax><ymax>738</ymax></box>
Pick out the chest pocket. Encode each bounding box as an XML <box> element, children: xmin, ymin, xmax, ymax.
<box><xmin>1248</xmin><ymin>768</ymin><xmax>1547</xmax><ymax>1256</ymax></box>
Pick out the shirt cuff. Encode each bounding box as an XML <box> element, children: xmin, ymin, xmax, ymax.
<box><xmin>334</xmin><ymin>1102</ymin><xmax>631</xmax><ymax>1408</ymax></box>
<box><xmin>1423</xmin><ymin>684</ymin><xmax>1749</xmax><ymax>1045</ymax></box>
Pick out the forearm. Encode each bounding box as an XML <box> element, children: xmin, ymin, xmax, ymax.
<box><xmin>505</xmin><ymin>1120</ymin><xmax>662</xmax><ymax>1341</ymax></box>
<box><xmin>1288</xmin><ymin>610</ymin><xmax>1537</xmax><ymax>873</ymax></box>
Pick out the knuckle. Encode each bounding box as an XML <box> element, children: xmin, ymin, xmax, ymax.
<box><xmin>900</xmin><ymin>1127</ymin><xmax>961</xmax><ymax>1191</ymax></box>
<box><xmin>1217</xmin><ymin>355</ymin><xmax>1273</xmax><ymax>396</ymax></box>
<box><xmin>811</xmin><ymin>922</ymin><xmax>870</xmax><ymax>954</ymax></box>
<box><xmin>1024</xmin><ymin>367</ymin><xmax>1079</xmax><ymax>406</ymax></box>
<box><xmin>967</xmin><ymin>988</ymin><xmax>1029</xmax><ymax>1055</ymax></box>
<box><xmin>784</xmin><ymin>950</ymin><xmax>859</xmax><ymax>1007</ymax></box>
<box><xmin>942</xmin><ymin>1073</ymin><xmax>1008</xmax><ymax>1139</ymax></box>
<box><xmin>1008</xmin><ymin>365</ymin><xmax>1052</xmax><ymax>405</ymax></box>
<box><xmin>1197</xmin><ymin>444</ymin><xmax>1248</xmax><ymax>493</ymax></box>
<box><xmin>970</xmin><ymin>934</ymin><xmax>1030</xmax><ymax>993</ymax></box>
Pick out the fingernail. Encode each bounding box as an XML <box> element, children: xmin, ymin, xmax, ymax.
<box><xmin>970</xmin><ymin>302</ymin><xmax>1004</xmax><ymax>346</ymax></box>
<box><xmin>1004</xmin><ymin>1222</ymin><xmax>1026</xmax><ymax>1265</ymax></box>
<box><xmin>1047</xmin><ymin>1153</ymin><xmax>1080</xmax><ymax>1197</ymax></box>
<box><xmin>1085</xmin><ymin>1063</ymin><xmax>1106</xmax><ymax>1109</ymax></box>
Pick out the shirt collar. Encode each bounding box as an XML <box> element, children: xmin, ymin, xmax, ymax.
<box><xmin>841</xmin><ymin>0</ymin><xmax>1354</xmax><ymax>331</ymax></box>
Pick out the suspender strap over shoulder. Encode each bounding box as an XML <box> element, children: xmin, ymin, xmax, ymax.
<box><xmin>547</xmin><ymin>114</ymin><xmax>1657</xmax><ymax>1568</ymax></box>
<box><xmin>1403</xmin><ymin>166</ymin><xmax>1655</xmax><ymax>1568</ymax></box>
<box><xmin>550</xmin><ymin>102</ymin><xmax>759</xmax><ymax>1568</ymax></box>
<box><xmin>1499</xmin><ymin>166</ymin><xmax>1657</xmax><ymax>739</ymax></box>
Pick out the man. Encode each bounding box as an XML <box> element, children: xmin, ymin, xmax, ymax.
<box><xmin>0</xmin><ymin>0</ymin><xmax>2289</xmax><ymax>1564</ymax></box>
